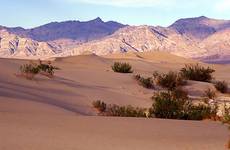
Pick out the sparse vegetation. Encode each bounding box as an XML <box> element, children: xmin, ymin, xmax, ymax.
<box><xmin>152</xmin><ymin>90</ymin><xmax>217</xmax><ymax>120</ymax></box>
<box><xmin>180</xmin><ymin>64</ymin><xmax>215</xmax><ymax>82</ymax></box>
<box><xmin>92</xmin><ymin>100</ymin><xmax>107</xmax><ymax>113</ymax></box>
<box><xmin>19</xmin><ymin>62</ymin><xmax>40</xmax><ymax>79</ymax></box>
<box><xmin>92</xmin><ymin>100</ymin><xmax>148</xmax><ymax>117</ymax></box>
<box><xmin>38</xmin><ymin>60</ymin><xmax>59</xmax><ymax>78</ymax></box>
<box><xmin>18</xmin><ymin>60</ymin><xmax>59</xmax><ymax>79</ymax></box>
<box><xmin>186</xmin><ymin>104</ymin><xmax>217</xmax><ymax>120</ymax></box>
<box><xmin>204</xmin><ymin>88</ymin><xmax>216</xmax><ymax>99</ymax></box>
<box><xmin>222</xmin><ymin>103</ymin><xmax>230</xmax><ymax>124</ymax></box>
<box><xmin>214</xmin><ymin>81</ymin><xmax>228</xmax><ymax>93</ymax></box>
<box><xmin>134</xmin><ymin>74</ymin><xmax>154</xmax><ymax>89</ymax></box>
<box><xmin>106</xmin><ymin>104</ymin><xmax>147</xmax><ymax>117</ymax></box>
<box><xmin>154</xmin><ymin>71</ymin><xmax>186</xmax><ymax>90</ymax></box>
<box><xmin>112</xmin><ymin>62</ymin><xmax>133</xmax><ymax>73</ymax></box>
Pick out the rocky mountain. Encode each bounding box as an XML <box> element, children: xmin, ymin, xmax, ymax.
<box><xmin>0</xmin><ymin>30</ymin><xmax>56</xmax><ymax>59</ymax></box>
<box><xmin>58</xmin><ymin>25</ymin><xmax>207</xmax><ymax>58</ymax></box>
<box><xmin>0</xmin><ymin>16</ymin><xmax>230</xmax><ymax>63</ymax></box>
<box><xmin>199</xmin><ymin>28</ymin><xmax>230</xmax><ymax>62</ymax></box>
<box><xmin>4</xmin><ymin>17</ymin><xmax>125</xmax><ymax>42</ymax></box>
<box><xmin>169</xmin><ymin>16</ymin><xmax>230</xmax><ymax>41</ymax></box>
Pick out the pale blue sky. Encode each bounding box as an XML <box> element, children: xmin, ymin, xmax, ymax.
<box><xmin>0</xmin><ymin>0</ymin><xmax>229</xmax><ymax>28</ymax></box>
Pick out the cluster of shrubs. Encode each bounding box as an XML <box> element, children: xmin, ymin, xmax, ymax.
<box><xmin>153</xmin><ymin>71</ymin><xmax>186</xmax><ymax>90</ymax></box>
<box><xmin>222</xmin><ymin>103</ymin><xmax>230</xmax><ymax>125</ymax></box>
<box><xmin>92</xmin><ymin>88</ymin><xmax>218</xmax><ymax>120</ymax></box>
<box><xmin>112</xmin><ymin>62</ymin><xmax>133</xmax><ymax>73</ymax></box>
<box><xmin>134</xmin><ymin>71</ymin><xmax>186</xmax><ymax>90</ymax></box>
<box><xmin>92</xmin><ymin>100</ymin><xmax>107</xmax><ymax>113</ymax></box>
<box><xmin>109</xmin><ymin>62</ymin><xmax>230</xmax><ymax>122</ymax></box>
<box><xmin>180</xmin><ymin>64</ymin><xmax>215</xmax><ymax>82</ymax></box>
<box><xmin>214</xmin><ymin>81</ymin><xmax>228</xmax><ymax>93</ymax></box>
<box><xmin>92</xmin><ymin>100</ymin><xmax>148</xmax><ymax>117</ymax></box>
<box><xmin>134</xmin><ymin>75</ymin><xmax>154</xmax><ymax>89</ymax></box>
<box><xmin>19</xmin><ymin>60</ymin><xmax>59</xmax><ymax>79</ymax></box>
<box><xmin>152</xmin><ymin>89</ymin><xmax>217</xmax><ymax>120</ymax></box>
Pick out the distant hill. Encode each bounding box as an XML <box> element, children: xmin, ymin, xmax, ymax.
<box><xmin>169</xmin><ymin>16</ymin><xmax>230</xmax><ymax>40</ymax></box>
<box><xmin>4</xmin><ymin>17</ymin><xmax>126</xmax><ymax>42</ymax></box>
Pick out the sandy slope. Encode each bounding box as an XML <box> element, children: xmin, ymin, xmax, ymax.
<box><xmin>0</xmin><ymin>52</ymin><xmax>229</xmax><ymax>150</ymax></box>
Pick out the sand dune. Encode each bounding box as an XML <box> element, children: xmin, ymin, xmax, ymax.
<box><xmin>0</xmin><ymin>52</ymin><xmax>229</xmax><ymax>150</ymax></box>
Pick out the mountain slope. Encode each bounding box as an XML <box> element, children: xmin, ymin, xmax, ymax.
<box><xmin>199</xmin><ymin>28</ymin><xmax>230</xmax><ymax>62</ymax></box>
<box><xmin>5</xmin><ymin>18</ymin><xmax>125</xmax><ymax>42</ymax></box>
<box><xmin>0</xmin><ymin>29</ymin><xmax>57</xmax><ymax>58</ymax></box>
<box><xmin>169</xmin><ymin>16</ymin><xmax>230</xmax><ymax>40</ymax></box>
<box><xmin>58</xmin><ymin>26</ymin><xmax>207</xmax><ymax>58</ymax></box>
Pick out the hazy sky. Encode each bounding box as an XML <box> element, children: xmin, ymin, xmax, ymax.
<box><xmin>0</xmin><ymin>0</ymin><xmax>229</xmax><ymax>28</ymax></box>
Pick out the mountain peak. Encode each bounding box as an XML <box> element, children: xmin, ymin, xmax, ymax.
<box><xmin>197</xmin><ymin>16</ymin><xmax>208</xmax><ymax>19</ymax></box>
<box><xmin>91</xmin><ymin>17</ymin><xmax>103</xmax><ymax>23</ymax></box>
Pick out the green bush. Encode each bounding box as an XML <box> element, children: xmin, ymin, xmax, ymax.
<box><xmin>152</xmin><ymin>90</ymin><xmax>217</xmax><ymax>120</ymax></box>
<box><xmin>19</xmin><ymin>61</ymin><xmax>59</xmax><ymax>79</ymax></box>
<box><xmin>222</xmin><ymin>103</ymin><xmax>230</xmax><ymax>124</ymax></box>
<box><xmin>112</xmin><ymin>62</ymin><xmax>133</xmax><ymax>73</ymax></box>
<box><xmin>20</xmin><ymin>63</ymin><xmax>40</xmax><ymax>79</ymax></box>
<box><xmin>38</xmin><ymin>62</ymin><xmax>59</xmax><ymax>76</ymax></box>
<box><xmin>92</xmin><ymin>100</ymin><xmax>148</xmax><ymax>117</ymax></box>
<box><xmin>152</xmin><ymin>91</ymin><xmax>188</xmax><ymax>119</ymax></box>
<box><xmin>214</xmin><ymin>81</ymin><xmax>228</xmax><ymax>93</ymax></box>
<box><xmin>92</xmin><ymin>100</ymin><xmax>107</xmax><ymax>113</ymax></box>
<box><xmin>106</xmin><ymin>104</ymin><xmax>147</xmax><ymax>117</ymax></box>
<box><xmin>154</xmin><ymin>71</ymin><xmax>186</xmax><ymax>90</ymax></box>
<box><xmin>134</xmin><ymin>74</ymin><xmax>154</xmax><ymax>89</ymax></box>
<box><xmin>180</xmin><ymin>64</ymin><xmax>215</xmax><ymax>82</ymax></box>
<box><xmin>186</xmin><ymin>104</ymin><xmax>215</xmax><ymax>120</ymax></box>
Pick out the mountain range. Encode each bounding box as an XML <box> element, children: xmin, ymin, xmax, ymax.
<box><xmin>0</xmin><ymin>16</ymin><xmax>230</xmax><ymax>63</ymax></box>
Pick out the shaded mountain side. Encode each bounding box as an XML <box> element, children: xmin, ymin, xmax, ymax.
<box><xmin>199</xmin><ymin>28</ymin><xmax>230</xmax><ymax>62</ymax></box>
<box><xmin>4</xmin><ymin>17</ymin><xmax>126</xmax><ymax>42</ymax></box>
<box><xmin>169</xmin><ymin>16</ymin><xmax>230</xmax><ymax>41</ymax></box>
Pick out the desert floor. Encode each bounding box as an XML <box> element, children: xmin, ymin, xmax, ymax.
<box><xmin>0</xmin><ymin>52</ymin><xmax>229</xmax><ymax>150</ymax></box>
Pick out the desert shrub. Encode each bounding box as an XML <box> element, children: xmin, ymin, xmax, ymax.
<box><xmin>112</xmin><ymin>62</ymin><xmax>133</xmax><ymax>73</ymax></box>
<box><xmin>154</xmin><ymin>71</ymin><xmax>186</xmax><ymax>90</ymax></box>
<box><xmin>152</xmin><ymin>91</ymin><xmax>188</xmax><ymax>119</ymax></box>
<box><xmin>222</xmin><ymin>103</ymin><xmax>230</xmax><ymax>124</ymax></box>
<box><xmin>92</xmin><ymin>100</ymin><xmax>107</xmax><ymax>113</ymax></box>
<box><xmin>92</xmin><ymin>100</ymin><xmax>148</xmax><ymax>117</ymax></box>
<box><xmin>134</xmin><ymin>74</ymin><xmax>154</xmax><ymax>89</ymax></box>
<box><xmin>152</xmin><ymin>90</ymin><xmax>217</xmax><ymax>120</ymax></box>
<box><xmin>204</xmin><ymin>88</ymin><xmax>216</xmax><ymax>99</ymax></box>
<box><xmin>171</xmin><ymin>88</ymin><xmax>189</xmax><ymax>100</ymax></box>
<box><xmin>19</xmin><ymin>63</ymin><xmax>40</xmax><ymax>79</ymax></box>
<box><xmin>38</xmin><ymin>64</ymin><xmax>59</xmax><ymax>77</ymax></box>
<box><xmin>180</xmin><ymin>64</ymin><xmax>215</xmax><ymax>82</ymax></box>
<box><xmin>214</xmin><ymin>81</ymin><xmax>228</xmax><ymax>93</ymax></box>
<box><xmin>106</xmin><ymin>104</ymin><xmax>147</xmax><ymax>117</ymax></box>
<box><xmin>19</xmin><ymin>61</ymin><xmax>59</xmax><ymax>79</ymax></box>
<box><xmin>186</xmin><ymin>104</ymin><xmax>215</xmax><ymax>120</ymax></box>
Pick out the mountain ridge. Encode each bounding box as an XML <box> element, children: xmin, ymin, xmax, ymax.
<box><xmin>2</xmin><ymin>17</ymin><xmax>126</xmax><ymax>42</ymax></box>
<box><xmin>0</xmin><ymin>16</ymin><xmax>230</xmax><ymax>63</ymax></box>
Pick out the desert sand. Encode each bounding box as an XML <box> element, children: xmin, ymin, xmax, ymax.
<box><xmin>0</xmin><ymin>52</ymin><xmax>229</xmax><ymax>150</ymax></box>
